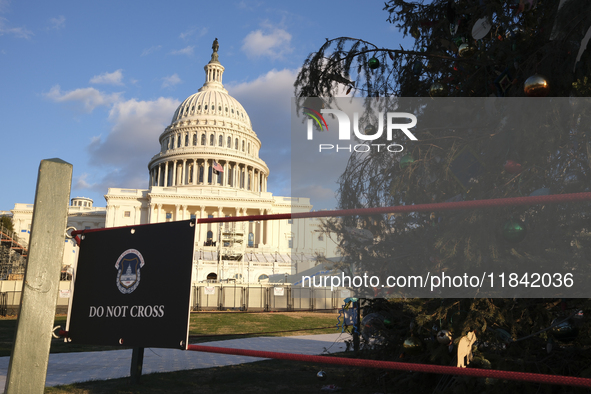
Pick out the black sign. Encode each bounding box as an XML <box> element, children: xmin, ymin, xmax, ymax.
<box><xmin>67</xmin><ymin>220</ymin><xmax>195</xmax><ymax>349</ymax></box>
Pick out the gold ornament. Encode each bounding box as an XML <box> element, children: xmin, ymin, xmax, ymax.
<box><xmin>437</xmin><ymin>330</ymin><xmax>452</xmax><ymax>345</ymax></box>
<box><xmin>403</xmin><ymin>336</ymin><xmax>423</xmax><ymax>355</ymax></box>
<box><xmin>430</xmin><ymin>82</ymin><xmax>446</xmax><ymax>97</ymax></box>
<box><xmin>524</xmin><ymin>74</ymin><xmax>549</xmax><ymax>97</ymax></box>
<box><xmin>458</xmin><ymin>43</ymin><xmax>476</xmax><ymax>58</ymax></box>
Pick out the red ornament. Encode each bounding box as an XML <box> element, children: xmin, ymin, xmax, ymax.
<box><xmin>504</xmin><ymin>160</ymin><xmax>522</xmax><ymax>174</ymax></box>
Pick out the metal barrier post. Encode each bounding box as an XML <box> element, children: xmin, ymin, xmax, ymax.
<box><xmin>130</xmin><ymin>347</ymin><xmax>144</xmax><ymax>384</ymax></box>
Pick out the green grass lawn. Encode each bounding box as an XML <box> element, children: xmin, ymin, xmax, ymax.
<box><xmin>0</xmin><ymin>311</ymin><xmax>339</xmax><ymax>357</ymax></box>
<box><xmin>0</xmin><ymin>311</ymin><xmax>345</xmax><ymax>393</ymax></box>
<box><xmin>44</xmin><ymin>358</ymin><xmax>361</xmax><ymax>394</ymax></box>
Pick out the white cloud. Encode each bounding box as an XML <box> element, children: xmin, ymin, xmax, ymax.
<box><xmin>141</xmin><ymin>45</ymin><xmax>162</xmax><ymax>56</ymax></box>
<box><xmin>89</xmin><ymin>69</ymin><xmax>124</xmax><ymax>86</ymax></box>
<box><xmin>49</xmin><ymin>15</ymin><xmax>65</xmax><ymax>30</ymax></box>
<box><xmin>180</xmin><ymin>26</ymin><xmax>208</xmax><ymax>40</ymax></box>
<box><xmin>236</xmin><ymin>1</ymin><xmax>262</xmax><ymax>10</ymax></box>
<box><xmin>0</xmin><ymin>0</ymin><xmax>9</xmax><ymax>13</ymax></box>
<box><xmin>44</xmin><ymin>85</ymin><xmax>122</xmax><ymax>112</ymax></box>
<box><xmin>242</xmin><ymin>24</ymin><xmax>292</xmax><ymax>59</ymax></box>
<box><xmin>162</xmin><ymin>73</ymin><xmax>181</xmax><ymax>88</ymax></box>
<box><xmin>0</xmin><ymin>17</ymin><xmax>33</xmax><ymax>39</ymax></box>
<box><xmin>85</xmin><ymin>97</ymin><xmax>181</xmax><ymax>190</ymax></box>
<box><xmin>170</xmin><ymin>45</ymin><xmax>194</xmax><ymax>56</ymax></box>
<box><xmin>228</xmin><ymin>68</ymin><xmax>340</xmax><ymax>209</ymax></box>
<box><xmin>226</xmin><ymin>68</ymin><xmax>303</xmax><ymax>199</ymax></box>
<box><xmin>74</xmin><ymin>173</ymin><xmax>94</xmax><ymax>189</ymax></box>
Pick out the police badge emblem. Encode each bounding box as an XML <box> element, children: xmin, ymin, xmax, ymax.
<box><xmin>115</xmin><ymin>249</ymin><xmax>145</xmax><ymax>294</ymax></box>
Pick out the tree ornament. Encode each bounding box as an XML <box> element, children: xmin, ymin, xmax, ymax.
<box><xmin>399</xmin><ymin>154</ymin><xmax>415</xmax><ymax>169</ymax></box>
<box><xmin>504</xmin><ymin>159</ymin><xmax>522</xmax><ymax>174</ymax></box>
<box><xmin>494</xmin><ymin>68</ymin><xmax>514</xmax><ymax>97</ymax></box>
<box><xmin>437</xmin><ymin>330</ymin><xmax>452</xmax><ymax>345</ymax></box>
<box><xmin>412</xmin><ymin>60</ymin><xmax>423</xmax><ymax>75</ymax></box>
<box><xmin>551</xmin><ymin>318</ymin><xmax>578</xmax><ymax>342</ymax></box>
<box><xmin>502</xmin><ymin>219</ymin><xmax>527</xmax><ymax>243</ymax></box>
<box><xmin>524</xmin><ymin>74</ymin><xmax>549</xmax><ymax>97</ymax></box>
<box><xmin>368</xmin><ymin>57</ymin><xmax>380</xmax><ymax>70</ymax></box>
<box><xmin>317</xmin><ymin>371</ymin><xmax>327</xmax><ymax>381</ymax></box>
<box><xmin>530</xmin><ymin>188</ymin><xmax>550</xmax><ymax>196</ymax></box>
<box><xmin>430</xmin><ymin>82</ymin><xmax>446</xmax><ymax>97</ymax></box>
<box><xmin>458</xmin><ymin>43</ymin><xmax>476</xmax><ymax>58</ymax></box>
<box><xmin>472</xmin><ymin>17</ymin><xmax>492</xmax><ymax>40</ymax></box>
<box><xmin>402</xmin><ymin>336</ymin><xmax>423</xmax><ymax>356</ymax></box>
<box><xmin>361</xmin><ymin>312</ymin><xmax>386</xmax><ymax>342</ymax></box>
<box><xmin>457</xmin><ymin>331</ymin><xmax>477</xmax><ymax>368</ymax></box>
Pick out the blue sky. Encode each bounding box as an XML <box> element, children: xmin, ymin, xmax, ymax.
<box><xmin>0</xmin><ymin>0</ymin><xmax>403</xmax><ymax>212</ymax></box>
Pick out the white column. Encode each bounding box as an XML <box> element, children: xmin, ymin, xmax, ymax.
<box><xmin>157</xmin><ymin>204</ymin><xmax>163</xmax><ymax>223</ymax></box>
<box><xmin>175</xmin><ymin>204</ymin><xmax>180</xmax><ymax>221</ymax></box>
<box><xmin>157</xmin><ymin>164</ymin><xmax>161</xmax><ymax>186</ymax></box>
<box><xmin>182</xmin><ymin>204</ymin><xmax>188</xmax><ymax>220</ymax></box>
<box><xmin>199</xmin><ymin>207</ymin><xmax>206</xmax><ymax>245</ymax></box>
<box><xmin>265</xmin><ymin>209</ymin><xmax>271</xmax><ymax>245</ymax></box>
<box><xmin>223</xmin><ymin>162</ymin><xmax>228</xmax><ymax>186</ymax></box>
<box><xmin>134</xmin><ymin>206</ymin><xmax>141</xmax><ymax>224</ymax></box>
<box><xmin>204</xmin><ymin>159</ymin><xmax>210</xmax><ymax>185</ymax></box>
<box><xmin>164</xmin><ymin>162</ymin><xmax>169</xmax><ymax>187</ymax></box>
<box><xmin>172</xmin><ymin>160</ymin><xmax>177</xmax><ymax>186</ymax></box>
<box><xmin>182</xmin><ymin>159</ymin><xmax>187</xmax><ymax>185</ymax></box>
<box><xmin>193</xmin><ymin>160</ymin><xmax>197</xmax><ymax>185</ymax></box>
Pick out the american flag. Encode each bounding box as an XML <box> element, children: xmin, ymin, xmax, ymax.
<box><xmin>212</xmin><ymin>161</ymin><xmax>224</xmax><ymax>173</ymax></box>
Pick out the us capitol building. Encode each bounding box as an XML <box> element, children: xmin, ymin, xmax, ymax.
<box><xmin>10</xmin><ymin>40</ymin><xmax>337</xmax><ymax>283</ymax></box>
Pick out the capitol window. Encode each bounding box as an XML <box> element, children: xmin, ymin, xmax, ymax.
<box><xmin>193</xmin><ymin>134</ymin><xmax>197</xmax><ymax>145</ymax></box>
<box><xmin>218</xmin><ymin>106</ymin><xmax>221</xmax><ymax>111</ymax></box>
<box><xmin>124</xmin><ymin>211</ymin><xmax>131</xmax><ymax>218</ymax></box>
<box><xmin>218</xmin><ymin>135</ymin><xmax>223</xmax><ymax>146</ymax></box>
<box><xmin>177</xmin><ymin>135</ymin><xmax>181</xmax><ymax>147</ymax></box>
<box><xmin>248</xmin><ymin>143</ymin><xmax>250</xmax><ymax>154</ymax></box>
<box><xmin>235</xmin><ymin>138</ymin><xmax>238</xmax><ymax>150</ymax></box>
<box><xmin>204</xmin><ymin>105</ymin><xmax>208</xmax><ymax>110</ymax></box>
<box><xmin>210</xmin><ymin>134</ymin><xmax>214</xmax><ymax>146</ymax></box>
<box><xmin>231</xmin><ymin>109</ymin><xmax>234</xmax><ymax>113</ymax></box>
<box><xmin>227</xmin><ymin>136</ymin><xmax>231</xmax><ymax>148</ymax></box>
<box><xmin>242</xmin><ymin>141</ymin><xmax>245</xmax><ymax>151</ymax></box>
<box><xmin>185</xmin><ymin>134</ymin><xmax>189</xmax><ymax>146</ymax></box>
<box><xmin>201</xmin><ymin>134</ymin><xmax>206</xmax><ymax>145</ymax></box>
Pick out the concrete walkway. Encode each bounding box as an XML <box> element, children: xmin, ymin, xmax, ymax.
<box><xmin>0</xmin><ymin>333</ymin><xmax>350</xmax><ymax>388</ymax></box>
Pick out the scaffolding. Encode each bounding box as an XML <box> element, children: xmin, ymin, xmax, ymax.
<box><xmin>220</xmin><ymin>222</ymin><xmax>245</xmax><ymax>261</ymax></box>
<box><xmin>0</xmin><ymin>221</ymin><xmax>28</xmax><ymax>280</ymax></box>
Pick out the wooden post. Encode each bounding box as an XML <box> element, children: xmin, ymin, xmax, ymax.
<box><xmin>130</xmin><ymin>347</ymin><xmax>145</xmax><ymax>384</ymax></box>
<box><xmin>5</xmin><ymin>159</ymin><xmax>72</xmax><ymax>394</ymax></box>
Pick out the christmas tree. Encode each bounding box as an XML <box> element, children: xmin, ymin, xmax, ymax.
<box><xmin>295</xmin><ymin>1</ymin><xmax>591</xmax><ymax>392</ymax></box>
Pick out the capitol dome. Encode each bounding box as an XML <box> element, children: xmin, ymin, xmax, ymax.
<box><xmin>147</xmin><ymin>40</ymin><xmax>269</xmax><ymax>193</ymax></box>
